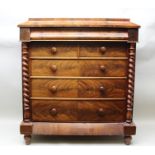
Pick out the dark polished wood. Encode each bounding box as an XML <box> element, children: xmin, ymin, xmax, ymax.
<box><xmin>32</xmin><ymin>100</ymin><xmax>126</xmax><ymax>122</ymax></box>
<box><xmin>78</xmin><ymin>79</ymin><xmax>127</xmax><ymax>98</ymax></box>
<box><xmin>20</xmin><ymin>122</ymin><xmax>136</xmax><ymax>136</ymax></box>
<box><xmin>31</xmin><ymin>59</ymin><xmax>127</xmax><ymax>77</ymax></box>
<box><xmin>79</xmin><ymin>42</ymin><xmax>128</xmax><ymax>57</ymax></box>
<box><xmin>24</xmin><ymin>135</ymin><xmax>31</xmax><ymax>145</ymax></box>
<box><xmin>32</xmin><ymin>100</ymin><xmax>78</xmax><ymax>122</ymax></box>
<box><xmin>31</xmin><ymin>79</ymin><xmax>127</xmax><ymax>98</ymax></box>
<box><xmin>124</xmin><ymin>136</ymin><xmax>132</xmax><ymax>145</ymax></box>
<box><xmin>31</xmin><ymin>79</ymin><xmax>78</xmax><ymax>98</ymax></box>
<box><xmin>78</xmin><ymin>101</ymin><xmax>126</xmax><ymax>122</ymax></box>
<box><xmin>30</xmin><ymin>42</ymin><xmax>78</xmax><ymax>57</ymax></box>
<box><xmin>31</xmin><ymin>60</ymin><xmax>79</xmax><ymax>76</ymax></box>
<box><xmin>18</xmin><ymin>18</ymin><xmax>139</xmax><ymax>145</ymax></box>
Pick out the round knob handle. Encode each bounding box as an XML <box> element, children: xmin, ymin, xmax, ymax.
<box><xmin>51</xmin><ymin>47</ymin><xmax>57</xmax><ymax>54</ymax></box>
<box><xmin>100</xmin><ymin>46</ymin><xmax>106</xmax><ymax>54</ymax></box>
<box><xmin>50</xmin><ymin>85</ymin><xmax>57</xmax><ymax>93</ymax></box>
<box><xmin>50</xmin><ymin>108</ymin><xmax>57</xmax><ymax>116</ymax></box>
<box><xmin>51</xmin><ymin>65</ymin><xmax>57</xmax><ymax>72</ymax></box>
<box><xmin>100</xmin><ymin>65</ymin><xmax>106</xmax><ymax>72</ymax></box>
<box><xmin>99</xmin><ymin>86</ymin><xmax>105</xmax><ymax>93</ymax></box>
<box><xmin>98</xmin><ymin>108</ymin><xmax>104</xmax><ymax>116</ymax></box>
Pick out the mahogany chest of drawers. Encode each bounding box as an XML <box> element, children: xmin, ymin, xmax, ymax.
<box><xmin>18</xmin><ymin>18</ymin><xmax>140</xmax><ymax>145</ymax></box>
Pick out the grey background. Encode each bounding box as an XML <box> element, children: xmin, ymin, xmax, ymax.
<box><xmin>0</xmin><ymin>2</ymin><xmax>155</xmax><ymax>145</ymax></box>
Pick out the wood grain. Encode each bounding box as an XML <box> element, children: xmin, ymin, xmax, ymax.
<box><xmin>78</xmin><ymin>79</ymin><xmax>127</xmax><ymax>98</ymax></box>
<box><xmin>32</xmin><ymin>101</ymin><xmax>78</xmax><ymax>122</ymax></box>
<box><xmin>80</xmin><ymin>60</ymin><xmax>127</xmax><ymax>77</ymax></box>
<box><xmin>78</xmin><ymin>101</ymin><xmax>126</xmax><ymax>122</ymax></box>
<box><xmin>30</xmin><ymin>42</ymin><xmax>78</xmax><ymax>57</ymax></box>
<box><xmin>30</xmin><ymin>42</ymin><xmax>128</xmax><ymax>58</ymax></box>
<box><xmin>32</xmin><ymin>122</ymin><xmax>125</xmax><ymax>136</ymax></box>
<box><xmin>20</xmin><ymin>122</ymin><xmax>136</xmax><ymax>136</ymax></box>
<box><xmin>30</xmin><ymin>59</ymin><xmax>127</xmax><ymax>77</ymax></box>
<box><xmin>18</xmin><ymin>18</ymin><xmax>140</xmax><ymax>28</ymax></box>
<box><xmin>79</xmin><ymin>42</ymin><xmax>128</xmax><ymax>57</ymax></box>
<box><xmin>30</xmin><ymin>28</ymin><xmax>128</xmax><ymax>41</ymax></box>
<box><xmin>31</xmin><ymin>79</ymin><xmax>78</xmax><ymax>98</ymax></box>
<box><xmin>31</xmin><ymin>79</ymin><xmax>127</xmax><ymax>98</ymax></box>
<box><xmin>32</xmin><ymin>100</ymin><xmax>126</xmax><ymax>122</ymax></box>
<box><xmin>31</xmin><ymin>60</ymin><xmax>79</xmax><ymax>76</ymax></box>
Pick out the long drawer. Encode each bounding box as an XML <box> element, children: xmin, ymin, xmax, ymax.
<box><xmin>30</xmin><ymin>59</ymin><xmax>128</xmax><ymax>77</ymax></box>
<box><xmin>32</xmin><ymin>100</ymin><xmax>126</xmax><ymax>122</ymax></box>
<box><xmin>31</xmin><ymin>79</ymin><xmax>127</xmax><ymax>98</ymax></box>
<box><xmin>29</xmin><ymin>42</ymin><xmax>128</xmax><ymax>58</ymax></box>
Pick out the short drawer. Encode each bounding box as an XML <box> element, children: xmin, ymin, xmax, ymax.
<box><xmin>31</xmin><ymin>79</ymin><xmax>78</xmax><ymax>98</ymax></box>
<box><xmin>31</xmin><ymin>79</ymin><xmax>126</xmax><ymax>98</ymax></box>
<box><xmin>32</xmin><ymin>100</ymin><xmax>78</xmax><ymax>122</ymax></box>
<box><xmin>79</xmin><ymin>42</ymin><xmax>128</xmax><ymax>57</ymax></box>
<box><xmin>31</xmin><ymin>60</ymin><xmax>79</xmax><ymax>76</ymax></box>
<box><xmin>30</xmin><ymin>42</ymin><xmax>78</xmax><ymax>57</ymax></box>
<box><xmin>78</xmin><ymin>79</ymin><xmax>127</xmax><ymax>98</ymax></box>
<box><xmin>80</xmin><ymin>60</ymin><xmax>127</xmax><ymax>77</ymax></box>
<box><xmin>32</xmin><ymin>100</ymin><xmax>126</xmax><ymax>122</ymax></box>
<box><xmin>78</xmin><ymin>101</ymin><xmax>126</xmax><ymax>122</ymax></box>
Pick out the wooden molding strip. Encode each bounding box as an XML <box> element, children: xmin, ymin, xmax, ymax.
<box><xmin>28</xmin><ymin>18</ymin><xmax>130</xmax><ymax>22</ymax></box>
<box><xmin>29</xmin><ymin>39</ymin><xmax>129</xmax><ymax>42</ymax></box>
<box><xmin>20</xmin><ymin>121</ymin><xmax>136</xmax><ymax>136</ymax></box>
<box><xmin>20</xmin><ymin>122</ymin><xmax>136</xmax><ymax>136</ymax></box>
<box><xmin>30</xmin><ymin>97</ymin><xmax>126</xmax><ymax>101</ymax></box>
<box><xmin>30</xmin><ymin>57</ymin><xmax>128</xmax><ymax>60</ymax></box>
<box><xmin>30</xmin><ymin>76</ymin><xmax>127</xmax><ymax>79</ymax></box>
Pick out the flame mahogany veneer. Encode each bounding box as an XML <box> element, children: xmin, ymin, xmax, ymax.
<box><xmin>18</xmin><ymin>18</ymin><xmax>140</xmax><ymax>145</ymax></box>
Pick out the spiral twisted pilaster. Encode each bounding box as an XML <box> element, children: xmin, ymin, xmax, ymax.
<box><xmin>126</xmin><ymin>43</ymin><xmax>136</xmax><ymax>123</ymax></box>
<box><xmin>22</xmin><ymin>42</ymin><xmax>31</xmax><ymax>122</ymax></box>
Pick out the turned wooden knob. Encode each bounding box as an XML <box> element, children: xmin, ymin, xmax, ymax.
<box><xmin>51</xmin><ymin>65</ymin><xmax>57</xmax><ymax>72</ymax></box>
<box><xmin>51</xmin><ymin>47</ymin><xmax>57</xmax><ymax>54</ymax></box>
<box><xmin>100</xmin><ymin>46</ymin><xmax>106</xmax><ymax>54</ymax></box>
<box><xmin>98</xmin><ymin>108</ymin><xmax>104</xmax><ymax>116</ymax></box>
<box><xmin>99</xmin><ymin>86</ymin><xmax>105</xmax><ymax>93</ymax></box>
<box><xmin>100</xmin><ymin>65</ymin><xmax>106</xmax><ymax>72</ymax></box>
<box><xmin>50</xmin><ymin>108</ymin><xmax>57</xmax><ymax>116</ymax></box>
<box><xmin>50</xmin><ymin>85</ymin><xmax>57</xmax><ymax>93</ymax></box>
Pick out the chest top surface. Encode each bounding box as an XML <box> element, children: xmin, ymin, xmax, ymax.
<box><xmin>18</xmin><ymin>18</ymin><xmax>140</xmax><ymax>28</ymax></box>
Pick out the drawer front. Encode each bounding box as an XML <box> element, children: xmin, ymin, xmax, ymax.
<box><xmin>30</xmin><ymin>42</ymin><xmax>78</xmax><ymax>57</ymax></box>
<box><xmin>32</xmin><ymin>100</ymin><xmax>126</xmax><ymax>122</ymax></box>
<box><xmin>31</xmin><ymin>60</ymin><xmax>79</xmax><ymax>76</ymax></box>
<box><xmin>32</xmin><ymin>101</ymin><xmax>78</xmax><ymax>122</ymax></box>
<box><xmin>31</xmin><ymin>79</ymin><xmax>78</xmax><ymax>98</ymax></box>
<box><xmin>80</xmin><ymin>60</ymin><xmax>127</xmax><ymax>77</ymax></box>
<box><xmin>78</xmin><ymin>101</ymin><xmax>126</xmax><ymax>122</ymax></box>
<box><xmin>31</xmin><ymin>60</ymin><xmax>127</xmax><ymax>77</ymax></box>
<box><xmin>31</xmin><ymin>79</ymin><xmax>126</xmax><ymax>98</ymax></box>
<box><xmin>78</xmin><ymin>79</ymin><xmax>126</xmax><ymax>98</ymax></box>
<box><xmin>79</xmin><ymin>42</ymin><xmax>128</xmax><ymax>57</ymax></box>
